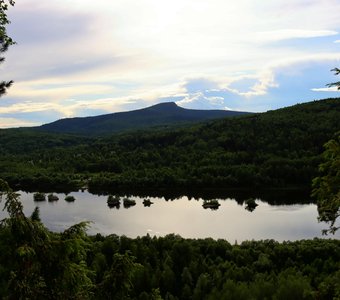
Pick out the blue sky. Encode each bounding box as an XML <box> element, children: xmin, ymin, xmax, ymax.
<box><xmin>1</xmin><ymin>0</ymin><xmax>340</xmax><ymax>127</ymax></box>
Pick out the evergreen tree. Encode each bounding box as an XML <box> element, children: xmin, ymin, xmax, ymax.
<box><xmin>0</xmin><ymin>0</ymin><xmax>15</xmax><ymax>97</ymax></box>
<box><xmin>0</xmin><ymin>179</ymin><xmax>94</xmax><ymax>299</ymax></box>
<box><xmin>312</xmin><ymin>132</ymin><xmax>340</xmax><ymax>234</ymax></box>
<box><xmin>326</xmin><ymin>68</ymin><xmax>340</xmax><ymax>90</ymax></box>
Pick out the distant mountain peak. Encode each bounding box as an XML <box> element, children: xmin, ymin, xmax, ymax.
<box><xmin>152</xmin><ymin>102</ymin><xmax>178</xmax><ymax>107</ymax></box>
<box><xmin>147</xmin><ymin>102</ymin><xmax>181</xmax><ymax>112</ymax></box>
<box><xmin>37</xmin><ymin>102</ymin><xmax>250</xmax><ymax>135</ymax></box>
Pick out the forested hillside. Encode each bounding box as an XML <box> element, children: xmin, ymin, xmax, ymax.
<box><xmin>0</xmin><ymin>98</ymin><xmax>339</xmax><ymax>193</ymax></box>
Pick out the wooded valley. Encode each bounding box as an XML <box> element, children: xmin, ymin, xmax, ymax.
<box><xmin>0</xmin><ymin>98</ymin><xmax>339</xmax><ymax>194</ymax></box>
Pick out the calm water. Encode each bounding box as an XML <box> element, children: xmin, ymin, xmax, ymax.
<box><xmin>1</xmin><ymin>190</ymin><xmax>338</xmax><ymax>242</ymax></box>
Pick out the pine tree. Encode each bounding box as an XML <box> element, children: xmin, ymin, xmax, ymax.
<box><xmin>312</xmin><ymin>133</ymin><xmax>340</xmax><ymax>234</ymax></box>
<box><xmin>0</xmin><ymin>0</ymin><xmax>15</xmax><ymax>97</ymax></box>
<box><xmin>326</xmin><ymin>68</ymin><xmax>340</xmax><ymax>90</ymax></box>
<box><xmin>0</xmin><ymin>179</ymin><xmax>94</xmax><ymax>299</ymax></box>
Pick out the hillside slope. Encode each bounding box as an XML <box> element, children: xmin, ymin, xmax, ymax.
<box><xmin>37</xmin><ymin>102</ymin><xmax>249</xmax><ymax>135</ymax></box>
<box><xmin>0</xmin><ymin>98</ymin><xmax>339</xmax><ymax>192</ymax></box>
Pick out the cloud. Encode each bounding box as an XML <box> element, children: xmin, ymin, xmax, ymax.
<box><xmin>2</xmin><ymin>0</ymin><xmax>340</xmax><ymax>127</ymax></box>
<box><xmin>0</xmin><ymin>117</ymin><xmax>40</xmax><ymax>128</ymax></box>
<box><xmin>176</xmin><ymin>92</ymin><xmax>226</xmax><ymax>110</ymax></box>
<box><xmin>182</xmin><ymin>78</ymin><xmax>219</xmax><ymax>94</ymax></box>
<box><xmin>311</xmin><ymin>87</ymin><xmax>339</xmax><ymax>92</ymax></box>
<box><xmin>256</xmin><ymin>29</ymin><xmax>338</xmax><ymax>42</ymax></box>
<box><xmin>7</xmin><ymin>3</ymin><xmax>95</xmax><ymax>45</ymax></box>
<box><xmin>7</xmin><ymin>80</ymin><xmax>119</xmax><ymax>103</ymax></box>
<box><xmin>5</xmin><ymin>2</ymin><xmax>135</xmax><ymax>84</ymax></box>
<box><xmin>176</xmin><ymin>55</ymin><xmax>340</xmax><ymax>112</ymax></box>
<box><xmin>0</xmin><ymin>94</ymin><xmax>149</xmax><ymax>125</ymax></box>
<box><xmin>225</xmin><ymin>71</ymin><xmax>278</xmax><ymax>97</ymax></box>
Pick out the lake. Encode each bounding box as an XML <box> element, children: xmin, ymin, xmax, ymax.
<box><xmin>1</xmin><ymin>190</ymin><xmax>338</xmax><ymax>242</ymax></box>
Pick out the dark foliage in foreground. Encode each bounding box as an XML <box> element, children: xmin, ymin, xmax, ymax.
<box><xmin>312</xmin><ymin>132</ymin><xmax>340</xmax><ymax>234</ymax></box>
<box><xmin>1</xmin><ymin>179</ymin><xmax>340</xmax><ymax>299</ymax></box>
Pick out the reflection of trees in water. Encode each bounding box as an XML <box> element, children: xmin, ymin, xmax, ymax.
<box><xmin>123</xmin><ymin>198</ymin><xmax>136</xmax><ymax>208</ymax></box>
<box><xmin>142</xmin><ymin>198</ymin><xmax>153</xmax><ymax>207</ymax></box>
<box><xmin>107</xmin><ymin>195</ymin><xmax>120</xmax><ymax>209</ymax></box>
<box><xmin>101</xmin><ymin>187</ymin><xmax>313</xmax><ymax>212</ymax></box>
<box><xmin>202</xmin><ymin>199</ymin><xmax>221</xmax><ymax>210</ymax></box>
<box><xmin>107</xmin><ymin>195</ymin><xmax>137</xmax><ymax>209</ymax></box>
<box><xmin>244</xmin><ymin>198</ymin><xmax>258</xmax><ymax>212</ymax></box>
<box><xmin>95</xmin><ymin>185</ymin><xmax>312</xmax><ymax>206</ymax></box>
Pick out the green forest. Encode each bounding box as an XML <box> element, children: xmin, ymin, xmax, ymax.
<box><xmin>0</xmin><ymin>99</ymin><xmax>339</xmax><ymax>299</ymax></box>
<box><xmin>1</xmin><ymin>1</ymin><xmax>340</xmax><ymax>299</ymax></box>
<box><xmin>0</xmin><ymin>181</ymin><xmax>339</xmax><ymax>299</ymax></box>
<box><xmin>0</xmin><ymin>98</ymin><xmax>339</xmax><ymax>193</ymax></box>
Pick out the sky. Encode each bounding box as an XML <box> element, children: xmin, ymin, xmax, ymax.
<box><xmin>1</xmin><ymin>0</ymin><xmax>340</xmax><ymax>128</ymax></box>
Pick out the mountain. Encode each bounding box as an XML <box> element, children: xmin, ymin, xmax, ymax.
<box><xmin>36</xmin><ymin>102</ymin><xmax>250</xmax><ymax>135</ymax></box>
<box><xmin>1</xmin><ymin>98</ymin><xmax>339</xmax><ymax>193</ymax></box>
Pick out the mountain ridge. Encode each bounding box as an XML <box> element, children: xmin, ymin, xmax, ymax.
<box><xmin>36</xmin><ymin>102</ymin><xmax>250</xmax><ymax>135</ymax></box>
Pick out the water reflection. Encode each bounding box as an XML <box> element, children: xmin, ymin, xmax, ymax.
<box><xmin>123</xmin><ymin>198</ymin><xmax>136</xmax><ymax>208</ymax></box>
<box><xmin>244</xmin><ymin>198</ymin><xmax>258</xmax><ymax>212</ymax></box>
<box><xmin>142</xmin><ymin>199</ymin><xmax>154</xmax><ymax>207</ymax></box>
<box><xmin>202</xmin><ymin>199</ymin><xmax>221</xmax><ymax>210</ymax></box>
<box><xmin>88</xmin><ymin>186</ymin><xmax>313</xmax><ymax>205</ymax></box>
<box><xmin>0</xmin><ymin>190</ymin><xmax>338</xmax><ymax>242</ymax></box>
<box><xmin>107</xmin><ymin>195</ymin><xmax>120</xmax><ymax>209</ymax></box>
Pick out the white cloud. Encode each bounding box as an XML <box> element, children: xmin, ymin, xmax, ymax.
<box><xmin>0</xmin><ymin>118</ymin><xmax>39</xmax><ymax>128</ymax></box>
<box><xmin>2</xmin><ymin>0</ymin><xmax>340</xmax><ymax>126</ymax></box>
<box><xmin>176</xmin><ymin>93</ymin><xmax>225</xmax><ymax>110</ymax></box>
<box><xmin>311</xmin><ymin>87</ymin><xmax>339</xmax><ymax>92</ymax></box>
<box><xmin>256</xmin><ymin>29</ymin><xmax>338</xmax><ymax>42</ymax></box>
<box><xmin>265</xmin><ymin>53</ymin><xmax>340</xmax><ymax>74</ymax></box>
<box><xmin>0</xmin><ymin>101</ymin><xmax>61</xmax><ymax>114</ymax></box>
<box><xmin>224</xmin><ymin>71</ymin><xmax>278</xmax><ymax>97</ymax></box>
<box><xmin>174</xmin><ymin>55</ymin><xmax>340</xmax><ymax>112</ymax></box>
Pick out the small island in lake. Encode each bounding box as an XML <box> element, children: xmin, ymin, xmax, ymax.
<box><xmin>202</xmin><ymin>199</ymin><xmax>221</xmax><ymax>210</ymax></box>
<box><xmin>33</xmin><ymin>192</ymin><xmax>46</xmax><ymax>202</ymax></box>
<box><xmin>65</xmin><ymin>195</ymin><xmax>76</xmax><ymax>202</ymax></box>
<box><xmin>107</xmin><ymin>195</ymin><xmax>120</xmax><ymax>209</ymax></box>
<box><xmin>143</xmin><ymin>198</ymin><xmax>154</xmax><ymax>207</ymax></box>
<box><xmin>123</xmin><ymin>197</ymin><xmax>136</xmax><ymax>208</ymax></box>
<box><xmin>245</xmin><ymin>198</ymin><xmax>258</xmax><ymax>212</ymax></box>
<box><xmin>48</xmin><ymin>193</ymin><xmax>59</xmax><ymax>202</ymax></box>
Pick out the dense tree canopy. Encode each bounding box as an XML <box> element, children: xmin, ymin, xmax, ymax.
<box><xmin>0</xmin><ymin>179</ymin><xmax>94</xmax><ymax>298</ymax></box>
<box><xmin>0</xmin><ymin>98</ymin><xmax>339</xmax><ymax>194</ymax></box>
<box><xmin>0</xmin><ymin>6</ymin><xmax>338</xmax><ymax>297</ymax></box>
<box><xmin>312</xmin><ymin>132</ymin><xmax>340</xmax><ymax>234</ymax></box>
<box><xmin>1</xmin><ymin>182</ymin><xmax>340</xmax><ymax>299</ymax></box>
